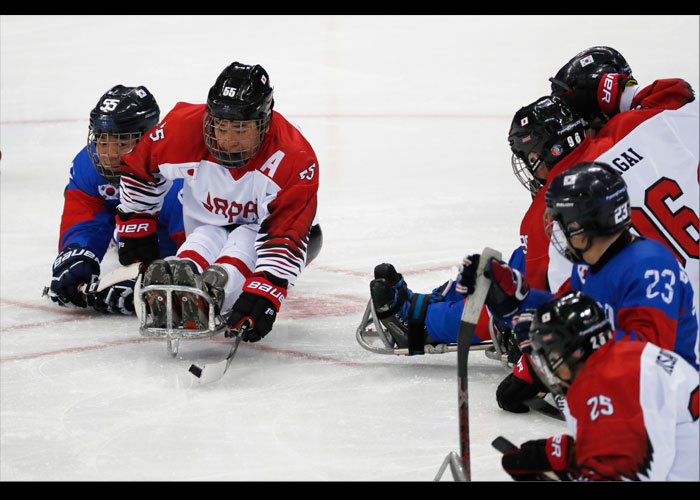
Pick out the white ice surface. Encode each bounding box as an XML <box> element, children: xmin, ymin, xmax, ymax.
<box><xmin>1</xmin><ymin>15</ymin><xmax>698</xmax><ymax>481</ymax></box>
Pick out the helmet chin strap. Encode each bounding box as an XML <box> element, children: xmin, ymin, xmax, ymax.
<box><xmin>564</xmin><ymin>232</ymin><xmax>594</xmax><ymax>263</ymax></box>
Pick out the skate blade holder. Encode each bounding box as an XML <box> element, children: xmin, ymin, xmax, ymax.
<box><xmin>134</xmin><ymin>278</ymin><xmax>227</xmax><ymax>357</ymax></box>
<box><xmin>356</xmin><ymin>299</ymin><xmax>493</xmax><ymax>356</ymax></box>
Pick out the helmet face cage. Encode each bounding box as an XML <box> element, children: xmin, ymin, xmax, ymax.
<box><xmin>87</xmin><ymin>130</ymin><xmax>142</xmax><ymax>185</ymax></box>
<box><xmin>203</xmin><ymin>112</ymin><xmax>270</xmax><ymax>168</ymax></box>
<box><xmin>87</xmin><ymin>85</ymin><xmax>160</xmax><ymax>185</ymax></box>
<box><xmin>529</xmin><ymin>291</ymin><xmax>612</xmax><ymax>395</ymax></box>
<box><xmin>511</xmin><ymin>153</ymin><xmax>544</xmax><ymax>198</ymax></box>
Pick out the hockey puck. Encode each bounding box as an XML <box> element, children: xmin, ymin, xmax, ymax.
<box><xmin>188</xmin><ymin>364</ymin><xmax>203</xmax><ymax>378</ymax></box>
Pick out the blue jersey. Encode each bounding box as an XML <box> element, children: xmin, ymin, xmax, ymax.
<box><xmin>59</xmin><ymin>146</ymin><xmax>185</xmax><ymax>259</ymax></box>
<box><xmin>519</xmin><ymin>236</ymin><xmax>699</xmax><ymax>369</ymax></box>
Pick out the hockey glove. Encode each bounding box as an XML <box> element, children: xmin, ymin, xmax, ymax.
<box><xmin>558</xmin><ymin>72</ymin><xmax>638</xmax><ymax>123</ymax></box>
<box><xmin>455</xmin><ymin>254</ymin><xmax>479</xmax><ymax>296</ymax></box>
<box><xmin>484</xmin><ymin>259</ymin><xmax>530</xmax><ymax>318</ymax></box>
<box><xmin>49</xmin><ymin>244</ymin><xmax>100</xmax><ymax>308</ymax></box>
<box><xmin>497</xmin><ymin>354</ymin><xmax>549</xmax><ymax>413</ymax></box>
<box><xmin>116</xmin><ymin>209</ymin><xmax>160</xmax><ymax>267</ymax></box>
<box><xmin>511</xmin><ymin>309</ymin><xmax>536</xmax><ymax>354</ymax></box>
<box><xmin>91</xmin><ymin>279</ymin><xmax>136</xmax><ymax>315</ymax></box>
<box><xmin>501</xmin><ymin>434</ymin><xmax>578</xmax><ymax>481</ymax></box>
<box><xmin>227</xmin><ymin>272</ymin><xmax>287</xmax><ymax>342</ymax></box>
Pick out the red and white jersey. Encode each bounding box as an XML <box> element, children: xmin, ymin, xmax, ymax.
<box><xmin>118</xmin><ymin>102</ymin><xmax>319</xmax><ymax>284</ymax></box>
<box><xmin>562</xmin><ymin>340</ymin><xmax>699</xmax><ymax>481</ymax></box>
<box><xmin>519</xmin><ymin>79</ymin><xmax>698</xmax><ymax>312</ymax></box>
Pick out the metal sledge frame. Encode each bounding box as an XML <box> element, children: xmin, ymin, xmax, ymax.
<box><xmin>135</xmin><ymin>280</ymin><xmax>228</xmax><ymax>357</ymax></box>
<box><xmin>355</xmin><ymin>298</ymin><xmax>494</xmax><ymax>356</ymax></box>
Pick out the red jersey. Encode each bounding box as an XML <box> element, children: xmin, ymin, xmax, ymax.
<box><xmin>562</xmin><ymin>340</ymin><xmax>699</xmax><ymax>481</ymax></box>
<box><xmin>518</xmin><ymin>80</ymin><xmax>698</xmax><ymax>310</ymax></box>
<box><xmin>118</xmin><ymin>102</ymin><xmax>319</xmax><ymax>285</ymax></box>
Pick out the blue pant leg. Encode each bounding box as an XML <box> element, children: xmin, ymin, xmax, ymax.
<box><xmin>424</xmin><ymin>299</ymin><xmax>483</xmax><ymax>345</ymax></box>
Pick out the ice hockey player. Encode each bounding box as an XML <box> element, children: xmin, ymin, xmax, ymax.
<box><xmin>115</xmin><ymin>62</ymin><xmax>322</xmax><ymax>343</ymax></box>
<box><xmin>458</xmin><ymin>162</ymin><xmax>698</xmax><ymax>415</ymax></box>
<box><xmin>511</xmin><ymin>71</ymin><xmax>698</xmax><ymax>297</ymax></box>
<box><xmin>499</xmin><ymin>290</ymin><xmax>699</xmax><ymax>481</ymax></box>
<box><xmin>549</xmin><ymin>45</ymin><xmax>633</xmax><ymax>136</ymax></box>
<box><xmin>48</xmin><ymin>85</ymin><xmax>185</xmax><ymax>315</ymax></box>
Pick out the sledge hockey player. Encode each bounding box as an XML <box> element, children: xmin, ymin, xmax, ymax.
<box><xmin>458</xmin><ymin>162</ymin><xmax>698</xmax><ymax>415</ymax></box>
<box><xmin>48</xmin><ymin>85</ymin><xmax>185</xmax><ymax>315</ymax></box>
<box><xmin>499</xmin><ymin>291</ymin><xmax>699</xmax><ymax>481</ymax></box>
<box><xmin>511</xmin><ymin>71</ymin><xmax>698</xmax><ymax>297</ymax></box>
<box><xmin>115</xmin><ymin>61</ymin><xmax>322</xmax><ymax>343</ymax></box>
<box><xmin>513</xmin><ymin>46</ymin><xmax>634</xmax><ymax>199</ymax></box>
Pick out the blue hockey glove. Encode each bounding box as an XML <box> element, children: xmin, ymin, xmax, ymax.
<box><xmin>512</xmin><ymin>310</ymin><xmax>536</xmax><ymax>353</ymax></box>
<box><xmin>49</xmin><ymin>244</ymin><xmax>100</xmax><ymax>308</ymax></box>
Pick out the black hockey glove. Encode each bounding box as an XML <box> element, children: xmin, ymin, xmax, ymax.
<box><xmin>226</xmin><ymin>273</ymin><xmax>287</xmax><ymax>342</ymax></box>
<box><xmin>496</xmin><ymin>353</ymin><xmax>549</xmax><ymax>413</ymax></box>
<box><xmin>49</xmin><ymin>244</ymin><xmax>100</xmax><ymax>308</ymax></box>
<box><xmin>116</xmin><ymin>209</ymin><xmax>160</xmax><ymax>267</ymax></box>
<box><xmin>501</xmin><ymin>435</ymin><xmax>578</xmax><ymax>481</ymax></box>
<box><xmin>90</xmin><ymin>279</ymin><xmax>136</xmax><ymax>315</ymax></box>
<box><xmin>455</xmin><ymin>254</ymin><xmax>479</xmax><ymax>296</ymax></box>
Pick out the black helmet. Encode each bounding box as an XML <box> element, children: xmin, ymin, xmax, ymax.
<box><xmin>87</xmin><ymin>85</ymin><xmax>160</xmax><ymax>185</ymax></box>
<box><xmin>550</xmin><ymin>46</ymin><xmax>632</xmax><ymax>96</ymax></box>
<box><xmin>203</xmin><ymin>62</ymin><xmax>274</xmax><ymax>168</ymax></box>
<box><xmin>529</xmin><ymin>291</ymin><xmax>612</xmax><ymax>395</ymax></box>
<box><xmin>508</xmin><ymin>96</ymin><xmax>586</xmax><ymax>197</ymax></box>
<box><xmin>544</xmin><ymin>161</ymin><xmax>630</xmax><ymax>261</ymax></box>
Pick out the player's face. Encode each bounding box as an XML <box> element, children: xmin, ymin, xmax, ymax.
<box><xmin>95</xmin><ymin>133</ymin><xmax>140</xmax><ymax>169</ymax></box>
<box><xmin>212</xmin><ymin>119</ymin><xmax>262</xmax><ymax>160</ymax></box>
<box><xmin>528</xmin><ymin>152</ymin><xmax>549</xmax><ymax>182</ymax></box>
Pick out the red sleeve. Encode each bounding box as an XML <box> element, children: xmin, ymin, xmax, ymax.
<box><xmin>630</xmin><ymin>78</ymin><xmax>695</xmax><ymax>111</ymax></box>
<box><xmin>59</xmin><ymin>189</ymin><xmax>109</xmax><ymax>250</ymax></box>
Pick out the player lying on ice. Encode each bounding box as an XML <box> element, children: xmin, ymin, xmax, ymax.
<box><xmin>115</xmin><ymin>62</ymin><xmax>322</xmax><ymax>346</ymax></box>
<box><xmin>48</xmin><ymin>85</ymin><xmax>184</xmax><ymax>315</ymax></box>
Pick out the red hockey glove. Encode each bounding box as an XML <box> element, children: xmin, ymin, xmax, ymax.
<box><xmin>484</xmin><ymin>259</ymin><xmax>530</xmax><ymax>318</ymax></box>
<box><xmin>501</xmin><ymin>434</ymin><xmax>578</xmax><ymax>481</ymax></box>
<box><xmin>596</xmin><ymin>73</ymin><xmax>637</xmax><ymax>116</ymax></box>
<box><xmin>559</xmin><ymin>72</ymin><xmax>637</xmax><ymax>122</ymax></box>
<box><xmin>227</xmin><ymin>273</ymin><xmax>288</xmax><ymax>342</ymax></box>
<box><xmin>116</xmin><ymin>209</ymin><xmax>160</xmax><ymax>267</ymax></box>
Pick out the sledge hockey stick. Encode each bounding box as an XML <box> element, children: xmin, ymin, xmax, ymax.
<box><xmin>43</xmin><ymin>263</ymin><xmax>142</xmax><ymax>299</ymax></box>
<box><xmin>491</xmin><ymin>436</ymin><xmax>558</xmax><ymax>481</ymax></box>
<box><xmin>455</xmin><ymin>247</ymin><xmax>501</xmax><ymax>481</ymax></box>
<box><xmin>524</xmin><ymin>396</ymin><xmax>566</xmax><ymax>421</ymax></box>
<box><xmin>188</xmin><ymin>320</ymin><xmax>250</xmax><ymax>384</ymax></box>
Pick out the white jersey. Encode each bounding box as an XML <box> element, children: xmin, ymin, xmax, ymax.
<box><xmin>562</xmin><ymin>340</ymin><xmax>699</xmax><ymax>481</ymax></box>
